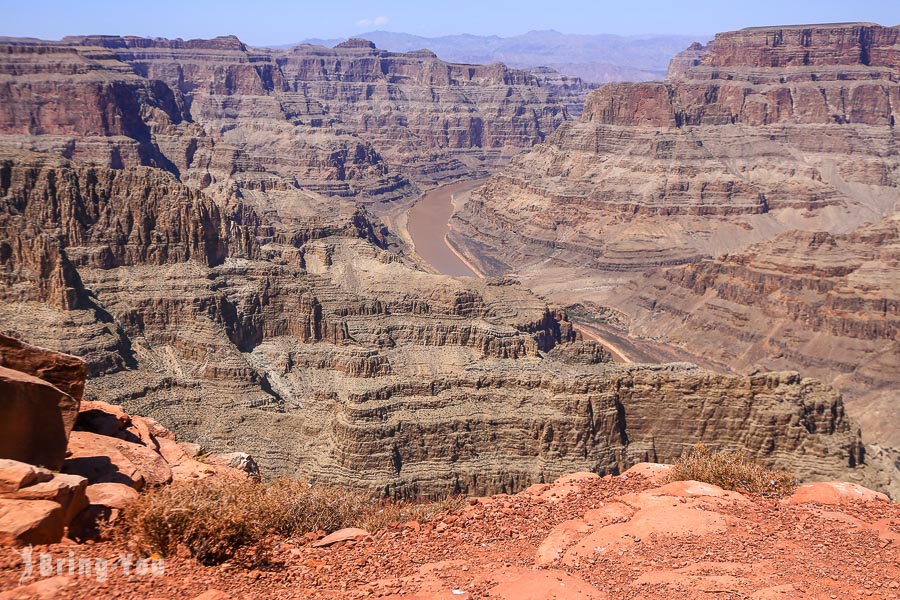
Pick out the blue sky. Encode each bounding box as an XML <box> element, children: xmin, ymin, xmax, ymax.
<box><xmin>2</xmin><ymin>0</ymin><xmax>898</xmax><ymax>45</ymax></box>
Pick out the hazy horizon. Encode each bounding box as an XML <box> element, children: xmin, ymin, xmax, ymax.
<box><xmin>2</xmin><ymin>0</ymin><xmax>899</xmax><ymax>47</ymax></box>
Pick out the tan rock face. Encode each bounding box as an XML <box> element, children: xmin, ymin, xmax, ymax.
<box><xmin>455</xmin><ymin>23</ymin><xmax>900</xmax><ymax>273</ymax></box>
<box><xmin>0</xmin><ymin>152</ymin><xmax>880</xmax><ymax>497</ymax></box>
<box><xmin>448</xmin><ymin>23</ymin><xmax>900</xmax><ymax>494</ymax></box>
<box><xmin>0</xmin><ymin>31</ymin><xmax>891</xmax><ymax>498</ymax></box>
<box><xmin>612</xmin><ymin>216</ymin><xmax>900</xmax><ymax>453</ymax></box>
<box><xmin>0</xmin><ymin>35</ymin><xmax>580</xmax><ymax>199</ymax></box>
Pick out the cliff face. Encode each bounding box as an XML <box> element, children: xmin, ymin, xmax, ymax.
<box><xmin>274</xmin><ymin>40</ymin><xmax>574</xmax><ymax>185</ymax></box>
<box><xmin>454</xmin><ymin>23</ymin><xmax>900</xmax><ymax>273</ymax></box>
<box><xmin>0</xmin><ymin>31</ymin><xmax>893</xmax><ymax>498</ymax></box>
<box><xmin>449</xmin><ymin>24</ymin><xmax>899</xmax><ymax>468</ymax></box>
<box><xmin>0</xmin><ymin>154</ymin><xmax>881</xmax><ymax>496</ymax></box>
<box><xmin>0</xmin><ymin>35</ymin><xmax>581</xmax><ymax>197</ymax></box>
<box><xmin>614</xmin><ymin>215</ymin><xmax>899</xmax><ymax>450</ymax></box>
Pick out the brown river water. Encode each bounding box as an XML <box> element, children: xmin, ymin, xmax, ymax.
<box><xmin>406</xmin><ymin>179</ymin><xmax>485</xmax><ymax>277</ymax></box>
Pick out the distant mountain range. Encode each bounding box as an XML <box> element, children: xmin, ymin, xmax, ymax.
<box><xmin>283</xmin><ymin>30</ymin><xmax>707</xmax><ymax>83</ymax></box>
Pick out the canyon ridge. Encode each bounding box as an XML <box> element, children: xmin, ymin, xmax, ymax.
<box><xmin>0</xmin><ymin>26</ymin><xmax>896</xmax><ymax>500</ymax></box>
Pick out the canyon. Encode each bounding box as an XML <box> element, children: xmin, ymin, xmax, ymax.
<box><xmin>0</xmin><ymin>26</ymin><xmax>897</xmax><ymax>501</ymax></box>
<box><xmin>451</xmin><ymin>23</ymin><xmax>899</xmax><ymax>483</ymax></box>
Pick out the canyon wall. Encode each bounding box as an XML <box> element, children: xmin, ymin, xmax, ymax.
<box><xmin>0</xmin><ymin>31</ymin><xmax>895</xmax><ymax>497</ymax></box>
<box><xmin>451</xmin><ymin>24</ymin><xmax>899</xmax><ymax>459</ymax></box>
<box><xmin>1</xmin><ymin>35</ymin><xmax>584</xmax><ymax>198</ymax></box>
<box><xmin>0</xmin><ymin>152</ymin><xmax>886</xmax><ymax>496</ymax></box>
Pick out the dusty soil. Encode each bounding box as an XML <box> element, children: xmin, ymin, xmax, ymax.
<box><xmin>2</xmin><ymin>472</ymin><xmax>898</xmax><ymax>599</ymax></box>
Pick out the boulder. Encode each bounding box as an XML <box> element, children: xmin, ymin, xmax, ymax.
<box><xmin>0</xmin><ymin>499</ymin><xmax>65</xmax><ymax>546</ymax></box>
<box><xmin>623</xmin><ymin>462</ymin><xmax>674</xmax><ymax>484</ymax></box>
<box><xmin>2</xmin><ymin>473</ymin><xmax>89</xmax><ymax>525</ymax></box>
<box><xmin>0</xmin><ymin>366</ymin><xmax>79</xmax><ymax>471</ymax></box>
<box><xmin>202</xmin><ymin>452</ymin><xmax>261</xmax><ymax>479</ymax></box>
<box><xmin>63</xmin><ymin>431</ymin><xmax>172</xmax><ymax>488</ymax></box>
<box><xmin>76</xmin><ymin>400</ymin><xmax>131</xmax><ymax>436</ymax></box>
<box><xmin>785</xmin><ymin>482</ymin><xmax>891</xmax><ymax>505</ymax></box>
<box><xmin>311</xmin><ymin>527</ymin><xmax>370</xmax><ymax>547</ymax></box>
<box><xmin>85</xmin><ymin>482</ymin><xmax>140</xmax><ymax>510</ymax></box>
<box><xmin>192</xmin><ymin>591</ymin><xmax>233</xmax><ymax>600</ymax></box>
<box><xmin>68</xmin><ymin>483</ymin><xmax>139</xmax><ymax>541</ymax></box>
<box><xmin>121</xmin><ymin>415</ymin><xmax>159</xmax><ymax>451</ymax></box>
<box><xmin>192</xmin><ymin>592</ymin><xmax>233</xmax><ymax>600</ymax></box>
<box><xmin>0</xmin><ymin>459</ymin><xmax>53</xmax><ymax>493</ymax></box>
<box><xmin>0</xmin><ymin>333</ymin><xmax>86</xmax><ymax>400</ymax></box>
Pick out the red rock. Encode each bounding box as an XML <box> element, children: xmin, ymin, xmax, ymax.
<box><xmin>540</xmin><ymin>483</ymin><xmax>582</xmax><ymax>502</ymax></box>
<box><xmin>68</xmin><ymin>482</ymin><xmax>140</xmax><ymax>541</ymax></box>
<box><xmin>488</xmin><ymin>567</ymin><xmax>603</xmax><ymax>599</ymax></box>
<box><xmin>0</xmin><ymin>575</ymin><xmax>74</xmax><ymax>600</ymax></box>
<box><xmin>0</xmin><ymin>333</ymin><xmax>86</xmax><ymax>401</ymax></box>
<box><xmin>121</xmin><ymin>415</ymin><xmax>159</xmax><ymax>450</ymax></box>
<box><xmin>405</xmin><ymin>520</ymin><xmax>421</xmax><ymax>532</ymax></box>
<box><xmin>785</xmin><ymin>481</ymin><xmax>891</xmax><ymax>505</ymax></box>
<box><xmin>202</xmin><ymin>452</ymin><xmax>260</xmax><ymax>479</ymax></box>
<box><xmin>535</xmin><ymin>519</ymin><xmax>592</xmax><ymax>565</ymax></box>
<box><xmin>0</xmin><ymin>499</ymin><xmax>65</xmax><ymax>546</ymax></box>
<box><xmin>77</xmin><ymin>400</ymin><xmax>131</xmax><ymax>436</ymax></box>
<box><xmin>2</xmin><ymin>473</ymin><xmax>89</xmax><ymax>525</ymax></box>
<box><xmin>643</xmin><ymin>480</ymin><xmax>749</xmax><ymax>503</ymax></box>
<box><xmin>156</xmin><ymin>437</ymin><xmax>246</xmax><ymax>482</ymax></box>
<box><xmin>582</xmin><ymin>501</ymin><xmax>635</xmax><ymax>527</ymax></box>
<box><xmin>63</xmin><ymin>430</ymin><xmax>172</xmax><ymax>488</ymax></box>
<box><xmin>0</xmin><ymin>365</ymin><xmax>79</xmax><ymax>471</ymax></box>
<box><xmin>136</xmin><ymin>415</ymin><xmax>174</xmax><ymax>440</ymax></box>
<box><xmin>85</xmin><ymin>482</ymin><xmax>140</xmax><ymax>510</ymax></box>
<box><xmin>0</xmin><ymin>459</ymin><xmax>53</xmax><ymax>493</ymax></box>
<box><xmin>191</xmin><ymin>591</ymin><xmax>233</xmax><ymax>600</ymax></box>
<box><xmin>311</xmin><ymin>527</ymin><xmax>370</xmax><ymax>547</ymax></box>
<box><xmin>622</xmin><ymin>462</ymin><xmax>673</xmax><ymax>484</ymax></box>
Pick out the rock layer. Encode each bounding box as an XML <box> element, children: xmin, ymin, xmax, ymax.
<box><xmin>0</xmin><ymin>31</ymin><xmax>894</xmax><ymax>497</ymax></box>
<box><xmin>613</xmin><ymin>215</ymin><xmax>900</xmax><ymax>449</ymax></box>
<box><xmin>449</xmin><ymin>24</ymin><xmax>900</xmax><ymax>479</ymax></box>
<box><xmin>0</xmin><ymin>153</ymin><xmax>883</xmax><ymax>497</ymax></box>
<box><xmin>0</xmin><ymin>34</ymin><xmax>579</xmax><ymax>198</ymax></box>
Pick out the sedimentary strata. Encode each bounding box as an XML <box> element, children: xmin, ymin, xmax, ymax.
<box><xmin>0</xmin><ymin>34</ymin><xmax>581</xmax><ymax>197</ymax></box>
<box><xmin>450</xmin><ymin>24</ymin><xmax>900</xmax><ymax>472</ymax></box>
<box><xmin>0</xmin><ymin>152</ymin><xmax>884</xmax><ymax>497</ymax></box>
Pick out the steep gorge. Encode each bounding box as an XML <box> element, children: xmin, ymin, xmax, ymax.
<box><xmin>0</xmin><ymin>31</ymin><xmax>894</xmax><ymax>498</ymax></box>
<box><xmin>450</xmin><ymin>24</ymin><xmax>899</xmax><ymax>472</ymax></box>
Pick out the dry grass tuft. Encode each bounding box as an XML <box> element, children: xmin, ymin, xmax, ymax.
<box><xmin>110</xmin><ymin>476</ymin><xmax>464</xmax><ymax>565</ymax></box>
<box><xmin>668</xmin><ymin>444</ymin><xmax>798</xmax><ymax>498</ymax></box>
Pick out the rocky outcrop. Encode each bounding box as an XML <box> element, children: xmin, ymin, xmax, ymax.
<box><xmin>0</xmin><ymin>335</ymin><xmax>83</xmax><ymax>470</ymax></box>
<box><xmin>0</xmin><ymin>154</ymin><xmax>883</xmax><ymax>497</ymax></box>
<box><xmin>448</xmin><ymin>24</ymin><xmax>900</xmax><ymax>483</ymax></box>
<box><xmin>0</xmin><ymin>337</ymin><xmax>257</xmax><ymax>547</ymax></box>
<box><xmin>609</xmin><ymin>214</ymin><xmax>900</xmax><ymax>452</ymax></box>
<box><xmin>274</xmin><ymin>41</ymin><xmax>572</xmax><ymax>185</ymax></box>
<box><xmin>453</xmin><ymin>23</ymin><xmax>900</xmax><ymax>274</ymax></box>
<box><xmin>0</xmin><ymin>34</ymin><xmax>577</xmax><ymax>197</ymax></box>
<box><xmin>4</xmin><ymin>468</ymin><xmax>895</xmax><ymax>598</ymax></box>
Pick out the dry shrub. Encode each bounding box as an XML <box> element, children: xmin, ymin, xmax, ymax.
<box><xmin>668</xmin><ymin>444</ymin><xmax>798</xmax><ymax>498</ymax></box>
<box><xmin>360</xmin><ymin>494</ymin><xmax>466</xmax><ymax>531</ymax></box>
<box><xmin>111</xmin><ymin>476</ymin><xmax>464</xmax><ymax>565</ymax></box>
